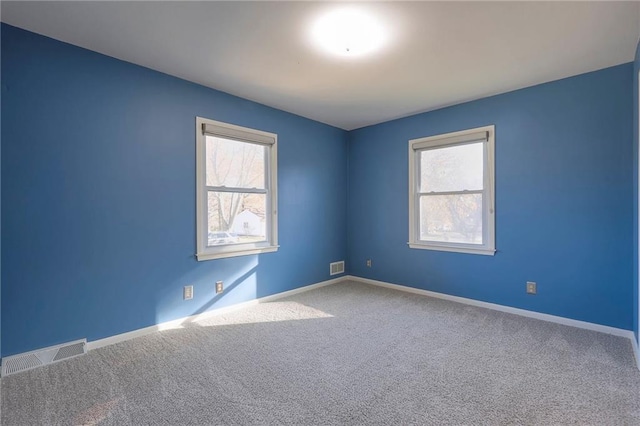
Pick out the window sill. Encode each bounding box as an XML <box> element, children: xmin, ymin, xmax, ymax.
<box><xmin>197</xmin><ymin>245</ymin><xmax>279</xmax><ymax>261</ymax></box>
<box><xmin>408</xmin><ymin>243</ymin><xmax>495</xmax><ymax>256</ymax></box>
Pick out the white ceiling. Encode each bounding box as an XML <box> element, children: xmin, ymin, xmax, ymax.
<box><xmin>2</xmin><ymin>1</ymin><xmax>638</xmax><ymax>130</ymax></box>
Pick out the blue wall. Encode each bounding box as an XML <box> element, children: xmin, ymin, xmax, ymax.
<box><xmin>1</xmin><ymin>23</ymin><xmax>636</xmax><ymax>357</ymax></box>
<box><xmin>0</xmin><ymin>24</ymin><xmax>349</xmax><ymax>357</ymax></box>
<box><xmin>348</xmin><ymin>64</ymin><xmax>634</xmax><ymax>330</ymax></box>
<box><xmin>634</xmin><ymin>39</ymin><xmax>640</xmax><ymax>344</ymax></box>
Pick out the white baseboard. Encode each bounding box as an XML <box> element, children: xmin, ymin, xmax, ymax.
<box><xmin>347</xmin><ymin>275</ymin><xmax>635</xmax><ymax>340</ymax></box>
<box><xmin>12</xmin><ymin>273</ymin><xmax>640</xmax><ymax>372</ymax></box>
<box><xmin>86</xmin><ymin>275</ymin><xmax>349</xmax><ymax>351</ymax></box>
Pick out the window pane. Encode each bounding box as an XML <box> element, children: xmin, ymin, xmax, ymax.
<box><xmin>207</xmin><ymin>191</ymin><xmax>267</xmax><ymax>246</ymax></box>
<box><xmin>420</xmin><ymin>143</ymin><xmax>483</xmax><ymax>192</ymax></box>
<box><xmin>206</xmin><ymin>136</ymin><xmax>265</xmax><ymax>189</ymax></box>
<box><xmin>420</xmin><ymin>194</ymin><xmax>483</xmax><ymax>244</ymax></box>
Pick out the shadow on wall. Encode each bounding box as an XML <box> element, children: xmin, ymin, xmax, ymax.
<box><xmin>154</xmin><ymin>255</ymin><xmax>260</xmax><ymax>326</ymax></box>
<box><xmin>153</xmin><ymin>256</ymin><xmax>357</xmax><ymax>333</ymax></box>
<box><xmin>179</xmin><ymin>264</ymin><xmax>260</xmax><ymax>327</ymax></box>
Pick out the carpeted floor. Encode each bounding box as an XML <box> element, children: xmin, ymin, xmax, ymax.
<box><xmin>2</xmin><ymin>280</ymin><xmax>640</xmax><ymax>425</ymax></box>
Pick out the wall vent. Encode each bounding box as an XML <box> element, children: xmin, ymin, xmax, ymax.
<box><xmin>330</xmin><ymin>261</ymin><xmax>345</xmax><ymax>276</ymax></box>
<box><xmin>2</xmin><ymin>339</ymin><xmax>87</xmax><ymax>377</ymax></box>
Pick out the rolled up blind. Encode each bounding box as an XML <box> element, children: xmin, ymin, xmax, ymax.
<box><xmin>412</xmin><ymin>131</ymin><xmax>487</xmax><ymax>150</ymax></box>
<box><xmin>202</xmin><ymin>123</ymin><xmax>275</xmax><ymax>146</ymax></box>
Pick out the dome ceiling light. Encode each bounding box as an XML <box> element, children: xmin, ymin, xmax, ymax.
<box><xmin>311</xmin><ymin>8</ymin><xmax>387</xmax><ymax>57</ymax></box>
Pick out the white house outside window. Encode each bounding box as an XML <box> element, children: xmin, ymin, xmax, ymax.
<box><xmin>196</xmin><ymin>117</ymin><xmax>278</xmax><ymax>260</ymax></box>
<box><xmin>408</xmin><ymin>125</ymin><xmax>495</xmax><ymax>255</ymax></box>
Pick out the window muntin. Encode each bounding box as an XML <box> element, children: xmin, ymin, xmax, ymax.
<box><xmin>409</xmin><ymin>126</ymin><xmax>495</xmax><ymax>255</ymax></box>
<box><xmin>196</xmin><ymin>117</ymin><xmax>278</xmax><ymax>260</ymax></box>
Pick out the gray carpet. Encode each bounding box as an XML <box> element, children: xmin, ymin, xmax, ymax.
<box><xmin>2</xmin><ymin>280</ymin><xmax>640</xmax><ymax>425</ymax></box>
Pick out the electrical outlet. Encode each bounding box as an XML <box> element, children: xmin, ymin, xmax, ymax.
<box><xmin>366</xmin><ymin>259</ymin><xmax>372</xmax><ymax>267</ymax></box>
<box><xmin>183</xmin><ymin>285</ymin><xmax>193</xmax><ymax>300</ymax></box>
<box><xmin>216</xmin><ymin>281</ymin><xmax>224</xmax><ymax>294</ymax></box>
<box><xmin>526</xmin><ymin>281</ymin><xmax>537</xmax><ymax>295</ymax></box>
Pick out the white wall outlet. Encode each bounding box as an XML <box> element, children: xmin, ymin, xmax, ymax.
<box><xmin>183</xmin><ymin>285</ymin><xmax>194</xmax><ymax>300</ymax></box>
<box><xmin>366</xmin><ymin>259</ymin><xmax>372</xmax><ymax>267</ymax></box>
<box><xmin>526</xmin><ymin>281</ymin><xmax>537</xmax><ymax>295</ymax></box>
<box><xmin>216</xmin><ymin>281</ymin><xmax>224</xmax><ymax>294</ymax></box>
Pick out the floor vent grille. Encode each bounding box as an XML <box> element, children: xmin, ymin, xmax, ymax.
<box><xmin>2</xmin><ymin>339</ymin><xmax>87</xmax><ymax>377</ymax></box>
<box><xmin>330</xmin><ymin>261</ymin><xmax>345</xmax><ymax>276</ymax></box>
<box><xmin>52</xmin><ymin>341</ymin><xmax>86</xmax><ymax>361</ymax></box>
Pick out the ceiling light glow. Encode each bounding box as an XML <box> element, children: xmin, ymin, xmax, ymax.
<box><xmin>311</xmin><ymin>9</ymin><xmax>386</xmax><ymax>57</ymax></box>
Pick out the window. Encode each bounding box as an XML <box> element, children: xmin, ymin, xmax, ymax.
<box><xmin>408</xmin><ymin>125</ymin><xmax>495</xmax><ymax>255</ymax></box>
<box><xmin>196</xmin><ymin>117</ymin><xmax>278</xmax><ymax>260</ymax></box>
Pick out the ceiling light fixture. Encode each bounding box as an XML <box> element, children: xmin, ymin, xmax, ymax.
<box><xmin>311</xmin><ymin>8</ymin><xmax>386</xmax><ymax>57</ymax></box>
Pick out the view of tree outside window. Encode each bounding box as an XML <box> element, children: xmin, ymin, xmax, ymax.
<box><xmin>419</xmin><ymin>142</ymin><xmax>484</xmax><ymax>244</ymax></box>
<box><xmin>205</xmin><ymin>135</ymin><xmax>268</xmax><ymax>246</ymax></box>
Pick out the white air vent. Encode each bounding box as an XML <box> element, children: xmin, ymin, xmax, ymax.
<box><xmin>2</xmin><ymin>339</ymin><xmax>87</xmax><ymax>377</ymax></box>
<box><xmin>330</xmin><ymin>261</ymin><xmax>345</xmax><ymax>276</ymax></box>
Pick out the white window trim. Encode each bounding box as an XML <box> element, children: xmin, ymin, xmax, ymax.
<box><xmin>196</xmin><ymin>117</ymin><xmax>278</xmax><ymax>261</ymax></box>
<box><xmin>408</xmin><ymin>125</ymin><xmax>495</xmax><ymax>256</ymax></box>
